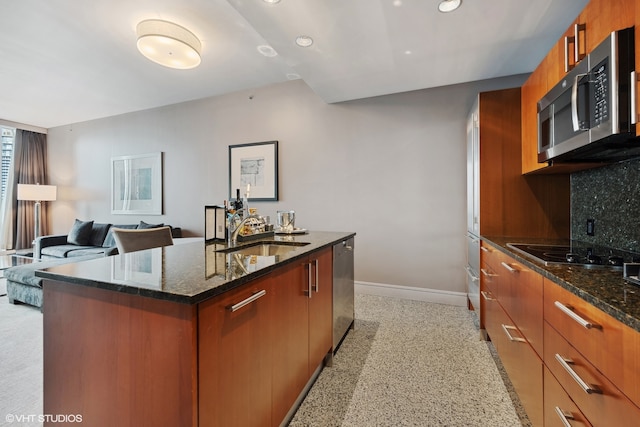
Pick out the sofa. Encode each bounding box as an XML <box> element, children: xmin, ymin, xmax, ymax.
<box><xmin>5</xmin><ymin>219</ymin><xmax>182</xmax><ymax>310</ymax></box>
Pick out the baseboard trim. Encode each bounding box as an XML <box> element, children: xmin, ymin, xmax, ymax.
<box><xmin>355</xmin><ymin>281</ymin><xmax>467</xmax><ymax>307</ymax></box>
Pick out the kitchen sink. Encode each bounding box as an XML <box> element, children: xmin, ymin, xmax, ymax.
<box><xmin>216</xmin><ymin>241</ymin><xmax>310</xmax><ymax>257</ymax></box>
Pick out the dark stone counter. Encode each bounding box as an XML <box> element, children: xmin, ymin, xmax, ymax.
<box><xmin>483</xmin><ymin>236</ymin><xmax>640</xmax><ymax>333</ymax></box>
<box><xmin>36</xmin><ymin>231</ymin><xmax>355</xmax><ymax>305</ymax></box>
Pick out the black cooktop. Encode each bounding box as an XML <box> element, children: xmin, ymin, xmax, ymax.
<box><xmin>507</xmin><ymin>242</ymin><xmax>640</xmax><ymax>268</ymax></box>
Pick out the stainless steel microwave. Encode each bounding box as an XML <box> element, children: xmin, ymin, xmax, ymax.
<box><xmin>538</xmin><ymin>27</ymin><xmax>639</xmax><ymax>163</ymax></box>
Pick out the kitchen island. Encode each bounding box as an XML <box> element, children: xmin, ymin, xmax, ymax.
<box><xmin>36</xmin><ymin>231</ymin><xmax>355</xmax><ymax>427</ymax></box>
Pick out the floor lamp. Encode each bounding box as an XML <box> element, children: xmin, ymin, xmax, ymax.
<box><xmin>17</xmin><ymin>183</ymin><xmax>57</xmax><ymax>244</ymax></box>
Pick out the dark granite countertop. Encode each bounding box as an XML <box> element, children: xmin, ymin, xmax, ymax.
<box><xmin>35</xmin><ymin>231</ymin><xmax>356</xmax><ymax>305</ymax></box>
<box><xmin>483</xmin><ymin>236</ymin><xmax>640</xmax><ymax>333</ymax></box>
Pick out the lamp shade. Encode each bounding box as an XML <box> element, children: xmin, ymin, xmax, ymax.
<box><xmin>17</xmin><ymin>184</ymin><xmax>57</xmax><ymax>201</ymax></box>
<box><xmin>136</xmin><ymin>19</ymin><xmax>202</xmax><ymax>69</ymax></box>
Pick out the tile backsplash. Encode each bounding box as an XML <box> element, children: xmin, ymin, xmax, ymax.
<box><xmin>571</xmin><ymin>158</ymin><xmax>640</xmax><ymax>251</ymax></box>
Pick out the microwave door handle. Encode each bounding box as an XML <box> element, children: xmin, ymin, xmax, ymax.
<box><xmin>571</xmin><ymin>73</ymin><xmax>587</xmax><ymax>131</ymax></box>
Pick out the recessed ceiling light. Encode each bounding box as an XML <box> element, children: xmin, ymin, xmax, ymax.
<box><xmin>286</xmin><ymin>73</ymin><xmax>301</xmax><ymax>80</ymax></box>
<box><xmin>136</xmin><ymin>19</ymin><xmax>201</xmax><ymax>69</ymax></box>
<box><xmin>257</xmin><ymin>45</ymin><xmax>278</xmax><ymax>57</ymax></box>
<box><xmin>263</xmin><ymin>0</ymin><xmax>281</xmax><ymax>3</ymax></box>
<box><xmin>295</xmin><ymin>35</ymin><xmax>314</xmax><ymax>48</ymax></box>
<box><xmin>438</xmin><ymin>0</ymin><xmax>462</xmax><ymax>13</ymax></box>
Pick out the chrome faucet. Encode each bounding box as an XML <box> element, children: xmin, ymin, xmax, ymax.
<box><xmin>228</xmin><ymin>209</ymin><xmax>263</xmax><ymax>246</ymax></box>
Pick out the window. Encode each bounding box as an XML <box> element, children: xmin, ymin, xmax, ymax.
<box><xmin>1</xmin><ymin>126</ymin><xmax>15</xmax><ymax>202</ymax></box>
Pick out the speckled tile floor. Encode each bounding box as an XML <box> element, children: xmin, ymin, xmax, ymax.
<box><xmin>289</xmin><ymin>293</ymin><xmax>529</xmax><ymax>427</ymax></box>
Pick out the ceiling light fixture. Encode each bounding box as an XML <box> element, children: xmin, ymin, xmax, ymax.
<box><xmin>263</xmin><ymin>0</ymin><xmax>281</xmax><ymax>3</ymax></box>
<box><xmin>438</xmin><ymin>0</ymin><xmax>462</xmax><ymax>13</ymax></box>
<box><xmin>136</xmin><ymin>19</ymin><xmax>202</xmax><ymax>69</ymax></box>
<box><xmin>295</xmin><ymin>35</ymin><xmax>314</xmax><ymax>48</ymax></box>
<box><xmin>257</xmin><ymin>45</ymin><xmax>278</xmax><ymax>57</ymax></box>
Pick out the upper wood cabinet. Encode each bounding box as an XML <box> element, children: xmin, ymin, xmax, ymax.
<box><xmin>521</xmin><ymin>0</ymin><xmax>638</xmax><ymax>174</ymax></box>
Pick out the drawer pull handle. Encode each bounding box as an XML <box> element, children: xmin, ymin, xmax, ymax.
<box><xmin>554</xmin><ymin>301</ymin><xmax>601</xmax><ymax>330</ymax></box>
<box><xmin>480</xmin><ymin>291</ymin><xmax>494</xmax><ymax>301</ymax></box>
<box><xmin>480</xmin><ymin>246</ymin><xmax>490</xmax><ymax>253</ymax></box>
<box><xmin>501</xmin><ymin>324</ymin><xmax>526</xmax><ymax>342</ymax></box>
<box><xmin>554</xmin><ymin>406</ymin><xmax>575</xmax><ymax>427</ymax></box>
<box><xmin>480</xmin><ymin>268</ymin><xmax>496</xmax><ymax>278</ymax></box>
<box><xmin>500</xmin><ymin>261</ymin><xmax>518</xmax><ymax>273</ymax></box>
<box><xmin>229</xmin><ymin>290</ymin><xmax>267</xmax><ymax>312</ymax></box>
<box><xmin>554</xmin><ymin>353</ymin><xmax>602</xmax><ymax>395</ymax></box>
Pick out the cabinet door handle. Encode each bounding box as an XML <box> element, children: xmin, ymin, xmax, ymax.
<box><xmin>564</xmin><ymin>35</ymin><xmax>575</xmax><ymax>72</ymax></box>
<box><xmin>501</xmin><ymin>324</ymin><xmax>526</xmax><ymax>342</ymax></box>
<box><xmin>631</xmin><ymin>71</ymin><xmax>637</xmax><ymax>125</ymax></box>
<box><xmin>574</xmin><ymin>23</ymin><xmax>586</xmax><ymax>63</ymax></box>
<box><xmin>554</xmin><ymin>406</ymin><xmax>575</xmax><ymax>427</ymax></box>
<box><xmin>554</xmin><ymin>353</ymin><xmax>602</xmax><ymax>394</ymax></box>
<box><xmin>500</xmin><ymin>262</ymin><xmax>518</xmax><ymax>274</ymax></box>
<box><xmin>480</xmin><ymin>268</ymin><xmax>496</xmax><ymax>277</ymax></box>
<box><xmin>480</xmin><ymin>246</ymin><xmax>489</xmax><ymax>253</ymax></box>
<box><xmin>554</xmin><ymin>301</ymin><xmax>601</xmax><ymax>330</ymax></box>
<box><xmin>480</xmin><ymin>291</ymin><xmax>494</xmax><ymax>301</ymax></box>
<box><xmin>312</xmin><ymin>259</ymin><xmax>320</xmax><ymax>292</ymax></box>
<box><xmin>229</xmin><ymin>289</ymin><xmax>267</xmax><ymax>312</ymax></box>
<box><xmin>307</xmin><ymin>262</ymin><xmax>313</xmax><ymax>298</ymax></box>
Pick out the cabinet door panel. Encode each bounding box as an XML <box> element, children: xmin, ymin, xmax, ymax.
<box><xmin>544</xmin><ymin>321</ymin><xmax>640</xmax><ymax>426</ymax></box>
<box><xmin>543</xmin><ymin>278</ymin><xmax>623</xmax><ymax>386</ymax></box>
<box><xmin>271</xmin><ymin>260</ymin><xmax>310</xmax><ymax>425</ymax></box>
<box><xmin>308</xmin><ymin>247</ymin><xmax>333</xmax><ymax>374</ymax></box>
<box><xmin>198</xmin><ymin>276</ymin><xmax>273</xmax><ymax>427</ymax></box>
<box><xmin>544</xmin><ymin>366</ymin><xmax>592</xmax><ymax>427</ymax></box>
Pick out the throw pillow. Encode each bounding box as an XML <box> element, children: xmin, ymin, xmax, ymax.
<box><xmin>89</xmin><ymin>223</ymin><xmax>112</xmax><ymax>247</ymax></box>
<box><xmin>138</xmin><ymin>221</ymin><xmax>164</xmax><ymax>229</ymax></box>
<box><xmin>67</xmin><ymin>219</ymin><xmax>94</xmax><ymax>246</ymax></box>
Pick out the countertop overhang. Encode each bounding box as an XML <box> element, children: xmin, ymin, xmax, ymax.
<box><xmin>482</xmin><ymin>236</ymin><xmax>640</xmax><ymax>333</ymax></box>
<box><xmin>36</xmin><ymin>231</ymin><xmax>356</xmax><ymax>305</ymax></box>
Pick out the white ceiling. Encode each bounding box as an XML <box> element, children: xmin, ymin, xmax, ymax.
<box><xmin>0</xmin><ymin>0</ymin><xmax>588</xmax><ymax>129</ymax></box>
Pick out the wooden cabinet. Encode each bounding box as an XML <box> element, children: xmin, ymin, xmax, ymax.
<box><xmin>544</xmin><ymin>321</ymin><xmax>640</xmax><ymax>426</ymax></box>
<box><xmin>308</xmin><ymin>247</ymin><xmax>333</xmax><ymax>376</ymax></box>
<box><xmin>271</xmin><ymin>247</ymin><xmax>334</xmax><ymax>425</ymax></box>
<box><xmin>473</xmin><ymin>89</ymin><xmax>570</xmax><ymax>238</ymax></box>
<box><xmin>199</xmin><ymin>275</ymin><xmax>274</xmax><ymax>427</ymax></box>
<box><xmin>271</xmin><ymin>259</ymin><xmax>311</xmax><ymax>424</ymax></box>
<box><xmin>520</xmin><ymin>0</ymin><xmax>638</xmax><ymax>172</ymax></box>
<box><xmin>481</xmin><ymin>247</ymin><xmax>544</xmax><ymax>426</ymax></box>
<box><xmin>543</xmin><ymin>366</ymin><xmax>592</xmax><ymax>427</ymax></box>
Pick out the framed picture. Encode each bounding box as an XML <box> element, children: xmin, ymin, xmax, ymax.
<box><xmin>229</xmin><ymin>141</ymin><xmax>278</xmax><ymax>201</ymax></box>
<box><xmin>111</xmin><ymin>152</ymin><xmax>163</xmax><ymax>215</ymax></box>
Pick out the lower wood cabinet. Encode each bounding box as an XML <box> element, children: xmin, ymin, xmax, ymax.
<box><xmin>483</xmin><ymin>243</ymin><xmax>640</xmax><ymax>426</ymax></box>
<box><xmin>198</xmin><ymin>275</ymin><xmax>274</xmax><ymax>427</ymax></box>
<box><xmin>543</xmin><ymin>366</ymin><xmax>591</xmax><ymax>427</ymax></box>
<box><xmin>544</xmin><ymin>321</ymin><xmax>640</xmax><ymax>426</ymax></box>
<box><xmin>199</xmin><ymin>247</ymin><xmax>334</xmax><ymax>427</ymax></box>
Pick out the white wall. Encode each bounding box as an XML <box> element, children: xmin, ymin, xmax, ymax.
<box><xmin>47</xmin><ymin>76</ymin><xmax>526</xmax><ymax>294</ymax></box>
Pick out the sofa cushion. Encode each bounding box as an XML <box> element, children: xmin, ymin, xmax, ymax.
<box><xmin>89</xmin><ymin>223</ymin><xmax>112</xmax><ymax>246</ymax></box>
<box><xmin>41</xmin><ymin>245</ymin><xmax>97</xmax><ymax>258</ymax></box>
<box><xmin>138</xmin><ymin>221</ymin><xmax>164</xmax><ymax>229</ymax></box>
<box><xmin>66</xmin><ymin>247</ymin><xmax>112</xmax><ymax>257</ymax></box>
<box><xmin>102</xmin><ymin>224</ymin><xmax>138</xmax><ymax>248</ymax></box>
<box><xmin>67</xmin><ymin>219</ymin><xmax>94</xmax><ymax>245</ymax></box>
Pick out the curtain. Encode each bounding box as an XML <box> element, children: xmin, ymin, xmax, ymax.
<box><xmin>14</xmin><ymin>130</ymin><xmax>50</xmax><ymax>249</ymax></box>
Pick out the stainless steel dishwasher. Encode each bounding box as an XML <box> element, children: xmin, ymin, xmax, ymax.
<box><xmin>333</xmin><ymin>237</ymin><xmax>354</xmax><ymax>352</ymax></box>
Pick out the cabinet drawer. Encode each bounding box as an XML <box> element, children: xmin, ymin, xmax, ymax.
<box><xmin>544</xmin><ymin>366</ymin><xmax>591</xmax><ymax>427</ymax></box>
<box><xmin>485</xmin><ymin>294</ymin><xmax>543</xmax><ymax>426</ymax></box>
<box><xmin>544</xmin><ymin>321</ymin><xmax>640</xmax><ymax>426</ymax></box>
<box><xmin>543</xmin><ymin>279</ymin><xmax>623</xmax><ymax>387</ymax></box>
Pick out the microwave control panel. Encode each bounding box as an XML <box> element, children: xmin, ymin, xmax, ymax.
<box><xmin>591</xmin><ymin>58</ymin><xmax>609</xmax><ymax>126</ymax></box>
